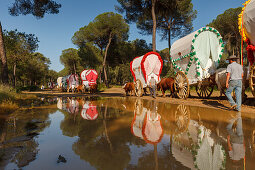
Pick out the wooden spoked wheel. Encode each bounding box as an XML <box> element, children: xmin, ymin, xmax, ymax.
<box><xmin>250</xmin><ymin>65</ymin><xmax>255</xmax><ymax>97</ymax></box>
<box><xmin>174</xmin><ymin>71</ymin><xmax>190</xmax><ymax>99</ymax></box>
<box><xmin>135</xmin><ymin>79</ymin><xmax>143</xmax><ymax>97</ymax></box>
<box><xmin>196</xmin><ymin>80</ymin><xmax>214</xmax><ymax>98</ymax></box>
<box><xmin>174</xmin><ymin>104</ymin><xmax>190</xmax><ymax>134</ymax></box>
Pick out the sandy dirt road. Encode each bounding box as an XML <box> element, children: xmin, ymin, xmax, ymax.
<box><xmin>23</xmin><ymin>87</ymin><xmax>255</xmax><ymax>114</ymax></box>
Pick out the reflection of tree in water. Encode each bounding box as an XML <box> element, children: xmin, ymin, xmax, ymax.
<box><xmin>70</xmin><ymin>106</ymin><xmax>133</xmax><ymax>170</ymax></box>
<box><xmin>0</xmin><ymin>108</ymin><xmax>56</xmax><ymax>169</ymax></box>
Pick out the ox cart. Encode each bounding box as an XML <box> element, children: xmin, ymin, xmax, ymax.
<box><xmin>130</xmin><ymin>52</ymin><xmax>163</xmax><ymax>97</ymax></box>
<box><xmin>170</xmin><ymin>27</ymin><xmax>225</xmax><ymax>99</ymax></box>
<box><xmin>80</xmin><ymin>69</ymin><xmax>98</xmax><ymax>93</ymax></box>
<box><xmin>67</xmin><ymin>74</ymin><xmax>79</xmax><ymax>92</ymax></box>
<box><xmin>239</xmin><ymin>0</ymin><xmax>255</xmax><ymax>97</ymax></box>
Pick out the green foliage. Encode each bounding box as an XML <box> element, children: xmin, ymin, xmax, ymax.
<box><xmin>208</xmin><ymin>7</ymin><xmax>242</xmax><ymax>57</ymax></box>
<box><xmin>9</xmin><ymin>0</ymin><xmax>61</xmax><ymax>19</ymax></box>
<box><xmin>157</xmin><ymin>0</ymin><xmax>197</xmax><ymax>48</ymax></box>
<box><xmin>108</xmin><ymin>63</ymin><xmax>133</xmax><ymax>85</ymax></box>
<box><xmin>116</xmin><ymin>0</ymin><xmax>197</xmax><ymax>49</ymax></box>
<box><xmin>78</xmin><ymin>42</ymin><xmax>102</xmax><ymax>69</ymax></box>
<box><xmin>3</xmin><ymin>29</ymin><xmax>51</xmax><ymax>86</ymax></box>
<box><xmin>60</xmin><ymin>48</ymin><xmax>82</xmax><ymax>74</ymax></box>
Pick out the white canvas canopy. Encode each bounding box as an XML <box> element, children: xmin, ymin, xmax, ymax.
<box><xmin>170</xmin><ymin>27</ymin><xmax>224</xmax><ymax>85</ymax></box>
<box><xmin>130</xmin><ymin>52</ymin><xmax>163</xmax><ymax>88</ymax></box>
<box><xmin>57</xmin><ymin>77</ymin><xmax>63</xmax><ymax>88</ymax></box>
<box><xmin>243</xmin><ymin>0</ymin><xmax>255</xmax><ymax>45</ymax></box>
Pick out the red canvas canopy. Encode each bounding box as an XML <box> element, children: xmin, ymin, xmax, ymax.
<box><xmin>130</xmin><ymin>52</ymin><xmax>163</xmax><ymax>86</ymax></box>
<box><xmin>80</xmin><ymin>69</ymin><xmax>98</xmax><ymax>86</ymax></box>
<box><xmin>81</xmin><ymin>103</ymin><xmax>98</xmax><ymax>120</ymax></box>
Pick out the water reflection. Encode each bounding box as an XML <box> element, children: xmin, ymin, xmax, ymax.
<box><xmin>1</xmin><ymin>97</ymin><xmax>255</xmax><ymax>169</ymax></box>
<box><xmin>226</xmin><ymin>112</ymin><xmax>245</xmax><ymax>169</ymax></box>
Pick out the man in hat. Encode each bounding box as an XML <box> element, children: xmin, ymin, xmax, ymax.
<box><xmin>225</xmin><ymin>55</ymin><xmax>243</xmax><ymax>111</ymax></box>
<box><xmin>149</xmin><ymin>75</ymin><xmax>157</xmax><ymax>98</ymax></box>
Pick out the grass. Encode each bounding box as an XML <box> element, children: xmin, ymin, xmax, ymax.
<box><xmin>0</xmin><ymin>84</ymin><xmax>37</xmax><ymax>114</ymax></box>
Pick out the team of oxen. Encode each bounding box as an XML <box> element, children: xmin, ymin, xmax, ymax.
<box><xmin>123</xmin><ymin>68</ymin><xmax>241</xmax><ymax>98</ymax></box>
<box><xmin>123</xmin><ymin>77</ymin><xmax>175</xmax><ymax>97</ymax></box>
<box><xmin>57</xmin><ymin>69</ymin><xmax>98</xmax><ymax>94</ymax></box>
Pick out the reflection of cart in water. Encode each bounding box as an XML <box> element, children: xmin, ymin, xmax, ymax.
<box><xmin>170</xmin><ymin>27</ymin><xmax>224</xmax><ymax>99</ymax></box>
<box><xmin>130</xmin><ymin>52</ymin><xmax>163</xmax><ymax>97</ymax></box>
<box><xmin>131</xmin><ymin>99</ymin><xmax>164</xmax><ymax>144</ymax></box>
<box><xmin>81</xmin><ymin>102</ymin><xmax>98</xmax><ymax>120</ymax></box>
<box><xmin>172</xmin><ymin>119</ymin><xmax>226</xmax><ymax>170</ymax></box>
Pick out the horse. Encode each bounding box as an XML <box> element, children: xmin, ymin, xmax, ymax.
<box><xmin>123</xmin><ymin>82</ymin><xmax>135</xmax><ymax>96</ymax></box>
<box><xmin>157</xmin><ymin>77</ymin><xmax>175</xmax><ymax>97</ymax></box>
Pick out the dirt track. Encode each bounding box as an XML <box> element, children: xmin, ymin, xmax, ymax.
<box><xmin>23</xmin><ymin>87</ymin><xmax>255</xmax><ymax>113</ymax></box>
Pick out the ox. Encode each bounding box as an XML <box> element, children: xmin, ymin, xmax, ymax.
<box><xmin>89</xmin><ymin>84</ymin><xmax>97</xmax><ymax>94</ymax></box>
<box><xmin>214</xmin><ymin>68</ymin><xmax>248</xmax><ymax>101</ymax></box>
<box><xmin>123</xmin><ymin>82</ymin><xmax>135</xmax><ymax>96</ymax></box>
<box><xmin>157</xmin><ymin>77</ymin><xmax>175</xmax><ymax>97</ymax></box>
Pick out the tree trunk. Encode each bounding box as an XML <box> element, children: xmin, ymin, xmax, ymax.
<box><xmin>0</xmin><ymin>22</ymin><xmax>8</xmax><ymax>84</ymax></box>
<box><xmin>152</xmin><ymin>0</ymin><xmax>157</xmax><ymax>52</ymax></box>
<box><xmin>13</xmin><ymin>62</ymin><xmax>16</xmax><ymax>87</ymax></box>
<box><xmin>73</xmin><ymin>62</ymin><xmax>76</xmax><ymax>74</ymax></box>
<box><xmin>103</xmin><ymin>33</ymin><xmax>112</xmax><ymax>88</ymax></box>
<box><xmin>168</xmin><ymin>28</ymin><xmax>173</xmax><ymax>69</ymax></box>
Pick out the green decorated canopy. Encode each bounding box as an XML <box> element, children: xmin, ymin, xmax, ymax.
<box><xmin>170</xmin><ymin>27</ymin><xmax>224</xmax><ymax>85</ymax></box>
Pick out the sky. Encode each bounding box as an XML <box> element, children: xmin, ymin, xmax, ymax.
<box><xmin>0</xmin><ymin>0</ymin><xmax>243</xmax><ymax>72</ymax></box>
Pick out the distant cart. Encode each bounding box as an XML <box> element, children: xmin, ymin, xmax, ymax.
<box><xmin>80</xmin><ymin>69</ymin><xmax>98</xmax><ymax>92</ymax></box>
<box><xmin>130</xmin><ymin>52</ymin><xmax>163</xmax><ymax>97</ymax></box>
<box><xmin>239</xmin><ymin>0</ymin><xmax>255</xmax><ymax>97</ymax></box>
<box><xmin>170</xmin><ymin>27</ymin><xmax>224</xmax><ymax>99</ymax></box>
<box><xmin>68</xmin><ymin>74</ymin><xmax>79</xmax><ymax>92</ymax></box>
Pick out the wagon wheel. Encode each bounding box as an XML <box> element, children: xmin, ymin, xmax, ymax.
<box><xmin>135</xmin><ymin>79</ymin><xmax>143</xmax><ymax>97</ymax></box>
<box><xmin>174</xmin><ymin>104</ymin><xmax>190</xmax><ymax>134</ymax></box>
<box><xmin>174</xmin><ymin>71</ymin><xmax>190</xmax><ymax>99</ymax></box>
<box><xmin>250</xmin><ymin>65</ymin><xmax>255</xmax><ymax>97</ymax></box>
<box><xmin>195</xmin><ymin>80</ymin><xmax>214</xmax><ymax>98</ymax></box>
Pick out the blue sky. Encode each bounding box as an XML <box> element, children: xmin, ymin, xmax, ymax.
<box><xmin>0</xmin><ymin>0</ymin><xmax>242</xmax><ymax>72</ymax></box>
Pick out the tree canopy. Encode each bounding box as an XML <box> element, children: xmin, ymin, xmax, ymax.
<box><xmin>60</xmin><ymin>48</ymin><xmax>81</xmax><ymax>74</ymax></box>
<box><xmin>9</xmin><ymin>0</ymin><xmax>61</xmax><ymax>18</ymax></box>
<box><xmin>72</xmin><ymin>12</ymin><xmax>129</xmax><ymax>86</ymax></box>
<box><xmin>116</xmin><ymin>0</ymin><xmax>196</xmax><ymax>51</ymax></box>
<box><xmin>208</xmin><ymin>7</ymin><xmax>242</xmax><ymax>58</ymax></box>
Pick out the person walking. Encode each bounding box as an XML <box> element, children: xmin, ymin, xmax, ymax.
<box><xmin>225</xmin><ymin>55</ymin><xmax>243</xmax><ymax>111</ymax></box>
<box><xmin>149</xmin><ymin>75</ymin><xmax>157</xmax><ymax>98</ymax></box>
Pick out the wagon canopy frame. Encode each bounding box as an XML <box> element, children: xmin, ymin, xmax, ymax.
<box><xmin>170</xmin><ymin>27</ymin><xmax>224</xmax><ymax>99</ymax></box>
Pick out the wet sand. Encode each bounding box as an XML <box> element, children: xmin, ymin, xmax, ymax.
<box><xmin>23</xmin><ymin>87</ymin><xmax>255</xmax><ymax>114</ymax></box>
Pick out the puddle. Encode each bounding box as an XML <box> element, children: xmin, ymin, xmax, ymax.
<box><xmin>0</xmin><ymin>97</ymin><xmax>254</xmax><ymax>170</ymax></box>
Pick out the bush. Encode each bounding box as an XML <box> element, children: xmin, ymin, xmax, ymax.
<box><xmin>97</xmin><ymin>83</ymin><xmax>107</xmax><ymax>91</ymax></box>
<box><xmin>16</xmin><ymin>85</ymin><xmax>40</xmax><ymax>92</ymax></box>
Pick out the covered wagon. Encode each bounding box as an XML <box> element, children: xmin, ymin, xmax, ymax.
<box><xmin>61</xmin><ymin>75</ymin><xmax>69</xmax><ymax>92</ymax></box>
<box><xmin>239</xmin><ymin>0</ymin><xmax>255</xmax><ymax>97</ymax></box>
<box><xmin>68</xmin><ymin>74</ymin><xmax>79</xmax><ymax>92</ymax></box>
<box><xmin>80</xmin><ymin>69</ymin><xmax>98</xmax><ymax>92</ymax></box>
<box><xmin>130</xmin><ymin>52</ymin><xmax>163</xmax><ymax>97</ymax></box>
<box><xmin>57</xmin><ymin>77</ymin><xmax>63</xmax><ymax>89</ymax></box>
<box><xmin>170</xmin><ymin>27</ymin><xmax>224</xmax><ymax>99</ymax></box>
